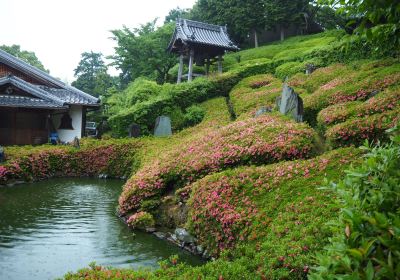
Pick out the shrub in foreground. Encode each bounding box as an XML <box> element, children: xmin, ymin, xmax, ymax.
<box><xmin>310</xmin><ymin>127</ymin><xmax>400</xmax><ymax>279</ymax></box>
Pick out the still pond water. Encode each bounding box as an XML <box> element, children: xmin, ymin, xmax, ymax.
<box><xmin>0</xmin><ymin>178</ymin><xmax>203</xmax><ymax>280</ymax></box>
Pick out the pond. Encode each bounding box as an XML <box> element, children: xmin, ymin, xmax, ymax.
<box><xmin>0</xmin><ymin>178</ymin><xmax>203</xmax><ymax>280</ymax></box>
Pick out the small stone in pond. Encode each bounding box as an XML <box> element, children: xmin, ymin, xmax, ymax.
<box><xmin>153</xmin><ymin>232</ymin><xmax>166</xmax><ymax>239</ymax></box>
<box><xmin>145</xmin><ymin>227</ymin><xmax>156</xmax><ymax>233</ymax></box>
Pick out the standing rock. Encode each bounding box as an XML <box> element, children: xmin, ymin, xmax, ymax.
<box><xmin>128</xmin><ymin>123</ymin><xmax>141</xmax><ymax>138</ymax></box>
<box><xmin>0</xmin><ymin>146</ymin><xmax>4</xmax><ymax>163</ymax></box>
<box><xmin>154</xmin><ymin>116</ymin><xmax>172</xmax><ymax>137</ymax></box>
<box><xmin>73</xmin><ymin>137</ymin><xmax>80</xmax><ymax>148</ymax></box>
<box><xmin>305</xmin><ymin>63</ymin><xmax>316</xmax><ymax>75</ymax></box>
<box><xmin>277</xmin><ymin>83</ymin><xmax>304</xmax><ymax>122</ymax></box>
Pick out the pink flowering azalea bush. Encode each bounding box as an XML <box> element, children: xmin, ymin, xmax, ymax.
<box><xmin>317</xmin><ymin>86</ymin><xmax>400</xmax><ymax>129</ymax></box>
<box><xmin>298</xmin><ymin>60</ymin><xmax>400</xmax><ymax>125</ymax></box>
<box><xmin>325</xmin><ymin>110</ymin><xmax>400</xmax><ymax>148</ymax></box>
<box><xmin>0</xmin><ymin>140</ymin><xmax>141</xmax><ymax>184</ymax></box>
<box><xmin>185</xmin><ymin>148</ymin><xmax>361</xmax><ymax>277</ymax></box>
<box><xmin>118</xmin><ymin>115</ymin><xmax>316</xmax><ymax>215</ymax></box>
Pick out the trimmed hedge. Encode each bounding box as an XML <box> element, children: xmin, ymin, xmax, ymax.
<box><xmin>0</xmin><ymin>140</ymin><xmax>141</xmax><ymax>184</ymax></box>
<box><xmin>109</xmin><ymin>60</ymin><xmax>279</xmax><ymax>136</ymax></box>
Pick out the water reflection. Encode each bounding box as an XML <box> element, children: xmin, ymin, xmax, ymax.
<box><xmin>0</xmin><ymin>178</ymin><xmax>203</xmax><ymax>280</ymax></box>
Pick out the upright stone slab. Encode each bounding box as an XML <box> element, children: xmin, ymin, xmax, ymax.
<box><xmin>128</xmin><ymin>123</ymin><xmax>141</xmax><ymax>138</ymax></box>
<box><xmin>305</xmin><ymin>63</ymin><xmax>316</xmax><ymax>75</ymax></box>
<box><xmin>73</xmin><ymin>137</ymin><xmax>80</xmax><ymax>149</ymax></box>
<box><xmin>154</xmin><ymin>116</ymin><xmax>172</xmax><ymax>137</ymax></box>
<box><xmin>0</xmin><ymin>146</ymin><xmax>4</xmax><ymax>163</ymax></box>
<box><xmin>279</xmin><ymin>83</ymin><xmax>304</xmax><ymax>122</ymax></box>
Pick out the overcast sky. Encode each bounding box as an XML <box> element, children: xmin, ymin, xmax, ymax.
<box><xmin>1</xmin><ymin>0</ymin><xmax>196</xmax><ymax>83</ymax></box>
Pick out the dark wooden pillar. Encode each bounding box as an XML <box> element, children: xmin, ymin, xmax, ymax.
<box><xmin>81</xmin><ymin>106</ymin><xmax>86</xmax><ymax>137</ymax></box>
<box><xmin>188</xmin><ymin>49</ymin><xmax>194</xmax><ymax>82</ymax></box>
<box><xmin>177</xmin><ymin>54</ymin><xmax>184</xmax><ymax>84</ymax></box>
<box><xmin>217</xmin><ymin>55</ymin><xmax>223</xmax><ymax>74</ymax></box>
<box><xmin>205</xmin><ymin>57</ymin><xmax>210</xmax><ymax>76</ymax></box>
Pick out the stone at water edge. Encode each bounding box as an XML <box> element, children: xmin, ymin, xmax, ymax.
<box><xmin>154</xmin><ymin>116</ymin><xmax>172</xmax><ymax>137</ymax></box>
<box><xmin>153</xmin><ymin>232</ymin><xmax>166</xmax><ymax>239</ymax></box>
<box><xmin>174</xmin><ymin>228</ymin><xmax>196</xmax><ymax>243</ymax></box>
<box><xmin>277</xmin><ymin>83</ymin><xmax>304</xmax><ymax>122</ymax></box>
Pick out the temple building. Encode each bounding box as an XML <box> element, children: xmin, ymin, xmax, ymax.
<box><xmin>0</xmin><ymin>49</ymin><xmax>100</xmax><ymax>145</ymax></box>
<box><xmin>167</xmin><ymin>19</ymin><xmax>239</xmax><ymax>83</ymax></box>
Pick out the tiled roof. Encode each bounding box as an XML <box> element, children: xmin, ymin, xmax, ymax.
<box><xmin>0</xmin><ymin>75</ymin><xmax>99</xmax><ymax>108</ymax></box>
<box><xmin>0</xmin><ymin>49</ymin><xmax>99</xmax><ymax>106</ymax></box>
<box><xmin>168</xmin><ymin>19</ymin><xmax>239</xmax><ymax>52</ymax></box>
<box><xmin>0</xmin><ymin>95</ymin><xmax>66</xmax><ymax>109</ymax></box>
<box><xmin>37</xmin><ymin>86</ymin><xmax>99</xmax><ymax>105</ymax></box>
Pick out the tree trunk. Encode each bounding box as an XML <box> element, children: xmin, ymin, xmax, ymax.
<box><xmin>280</xmin><ymin>26</ymin><xmax>285</xmax><ymax>41</ymax></box>
<box><xmin>254</xmin><ymin>30</ymin><xmax>259</xmax><ymax>48</ymax></box>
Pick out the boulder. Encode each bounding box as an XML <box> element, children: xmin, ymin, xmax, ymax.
<box><xmin>154</xmin><ymin>116</ymin><xmax>172</xmax><ymax>137</ymax></box>
<box><xmin>128</xmin><ymin>123</ymin><xmax>141</xmax><ymax>138</ymax></box>
<box><xmin>276</xmin><ymin>83</ymin><xmax>304</xmax><ymax>122</ymax></box>
<box><xmin>174</xmin><ymin>228</ymin><xmax>195</xmax><ymax>243</ymax></box>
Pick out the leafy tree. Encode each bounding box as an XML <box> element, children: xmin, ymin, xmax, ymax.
<box><xmin>164</xmin><ymin>7</ymin><xmax>191</xmax><ymax>24</ymax></box>
<box><xmin>264</xmin><ymin>0</ymin><xmax>310</xmax><ymax>40</ymax></box>
<box><xmin>320</xmin><ymin>0</ymin><xmax>400</xmax><ymax>50</ymax></box>
<box><xmin>72</xmin><ymin>51</ymin><xmax>113</xmax><ymax>97</ymax></box>
<box><xmin>190</xmin><ymin>0</ymin><xmax>267</xmax><ymax>47</ymax></box>
<box><xmin>110</xmin><ymin>20</ymin><xmax>177</xmax><ymax>86</ymax></box>
<box><xmin>0</xmin><ymin>44</ymin><xmax>47</xmax><ymax>72</ymax></box>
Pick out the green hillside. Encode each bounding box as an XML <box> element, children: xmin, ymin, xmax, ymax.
<box><xmin>2</xmin><ymin>31</ymin><xmax>399</xmax><ymax>279</ymax></box>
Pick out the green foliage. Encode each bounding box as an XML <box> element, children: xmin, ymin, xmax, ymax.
<box><xmin>275</xmin><ymin>58</ymin><xmax>323</xmax><ymax>79</ymax></box>
<box><xmin>322</xmin><ymin>0</ymin><xmax>400</xmax><ymax>52</ymax></box>
<box><xmin>108</xmin><ymin>59</ymin><xmax>281</xmax><ymax>136</ymax></box>
<box><xmin>230</xmin><ymin>74</ymin><xmax>282</xmax><ymax>118</ymax></box>
<box><xmin>264</xmin><ymin>0</ymin><xmax>309</xmax><ymax>39</ymax></box>
<box><xmin>110</xmin><ymin>20</ymin><xmax>177</xmax><ymax>86</ymax></box>
<box><xmin>310</xmin><ymin>128</ymin><xmax>400</xmax><ymax>279</ymax></box>
<box><xmin>190</xmin><ymin>0</ymin><xmax>267</xmax><ymax>45</ymax></box>
<box><xmin>127</xmin><ymin>211</ymin><xmax>155</xmax><ymax>230</ymax></box>
<box><xmin>71</xmin><ymin>51</ymin><xmax>114</xmax><ymax>97</ymax></box>
<box><xmin>183</xmin><ymin>105</ymin><xmax>206</xmax><ymax>127</ymax></box>
<box><xmin>0</xmin><ymin>44</ymin><xmax>47</xmax><ymax>72</ymax></box>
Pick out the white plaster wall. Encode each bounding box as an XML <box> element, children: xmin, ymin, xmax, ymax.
<box><xmin>52</xmin><ymin>105</ymin><xmax>83</xmax><ymax>143</ymax></box>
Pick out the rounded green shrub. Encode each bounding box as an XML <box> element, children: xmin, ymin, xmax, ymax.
<box><xmin>183</xmin><ymin>105</ymin><xmax>205</xmax><ymax>127</ymax></box>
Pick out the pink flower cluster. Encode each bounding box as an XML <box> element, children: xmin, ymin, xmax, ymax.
<box><xmin>119</xmin><ymin>115</ymin><xmax>315</xmax><ymax>214</ymax></box>
<box><xmin>0</xmin><ymin>142</ymin><xmax>138</xmax><ymax>184</ymax></box>
<box><xmin>187</xmin><ymin>149</ymin><xmax>357</xmax><ymax>255</ymax></box>
<box><xmin>326</xmin><ymin>110</ymin><xmax>400</xmax><ymax>147</ymax></box>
